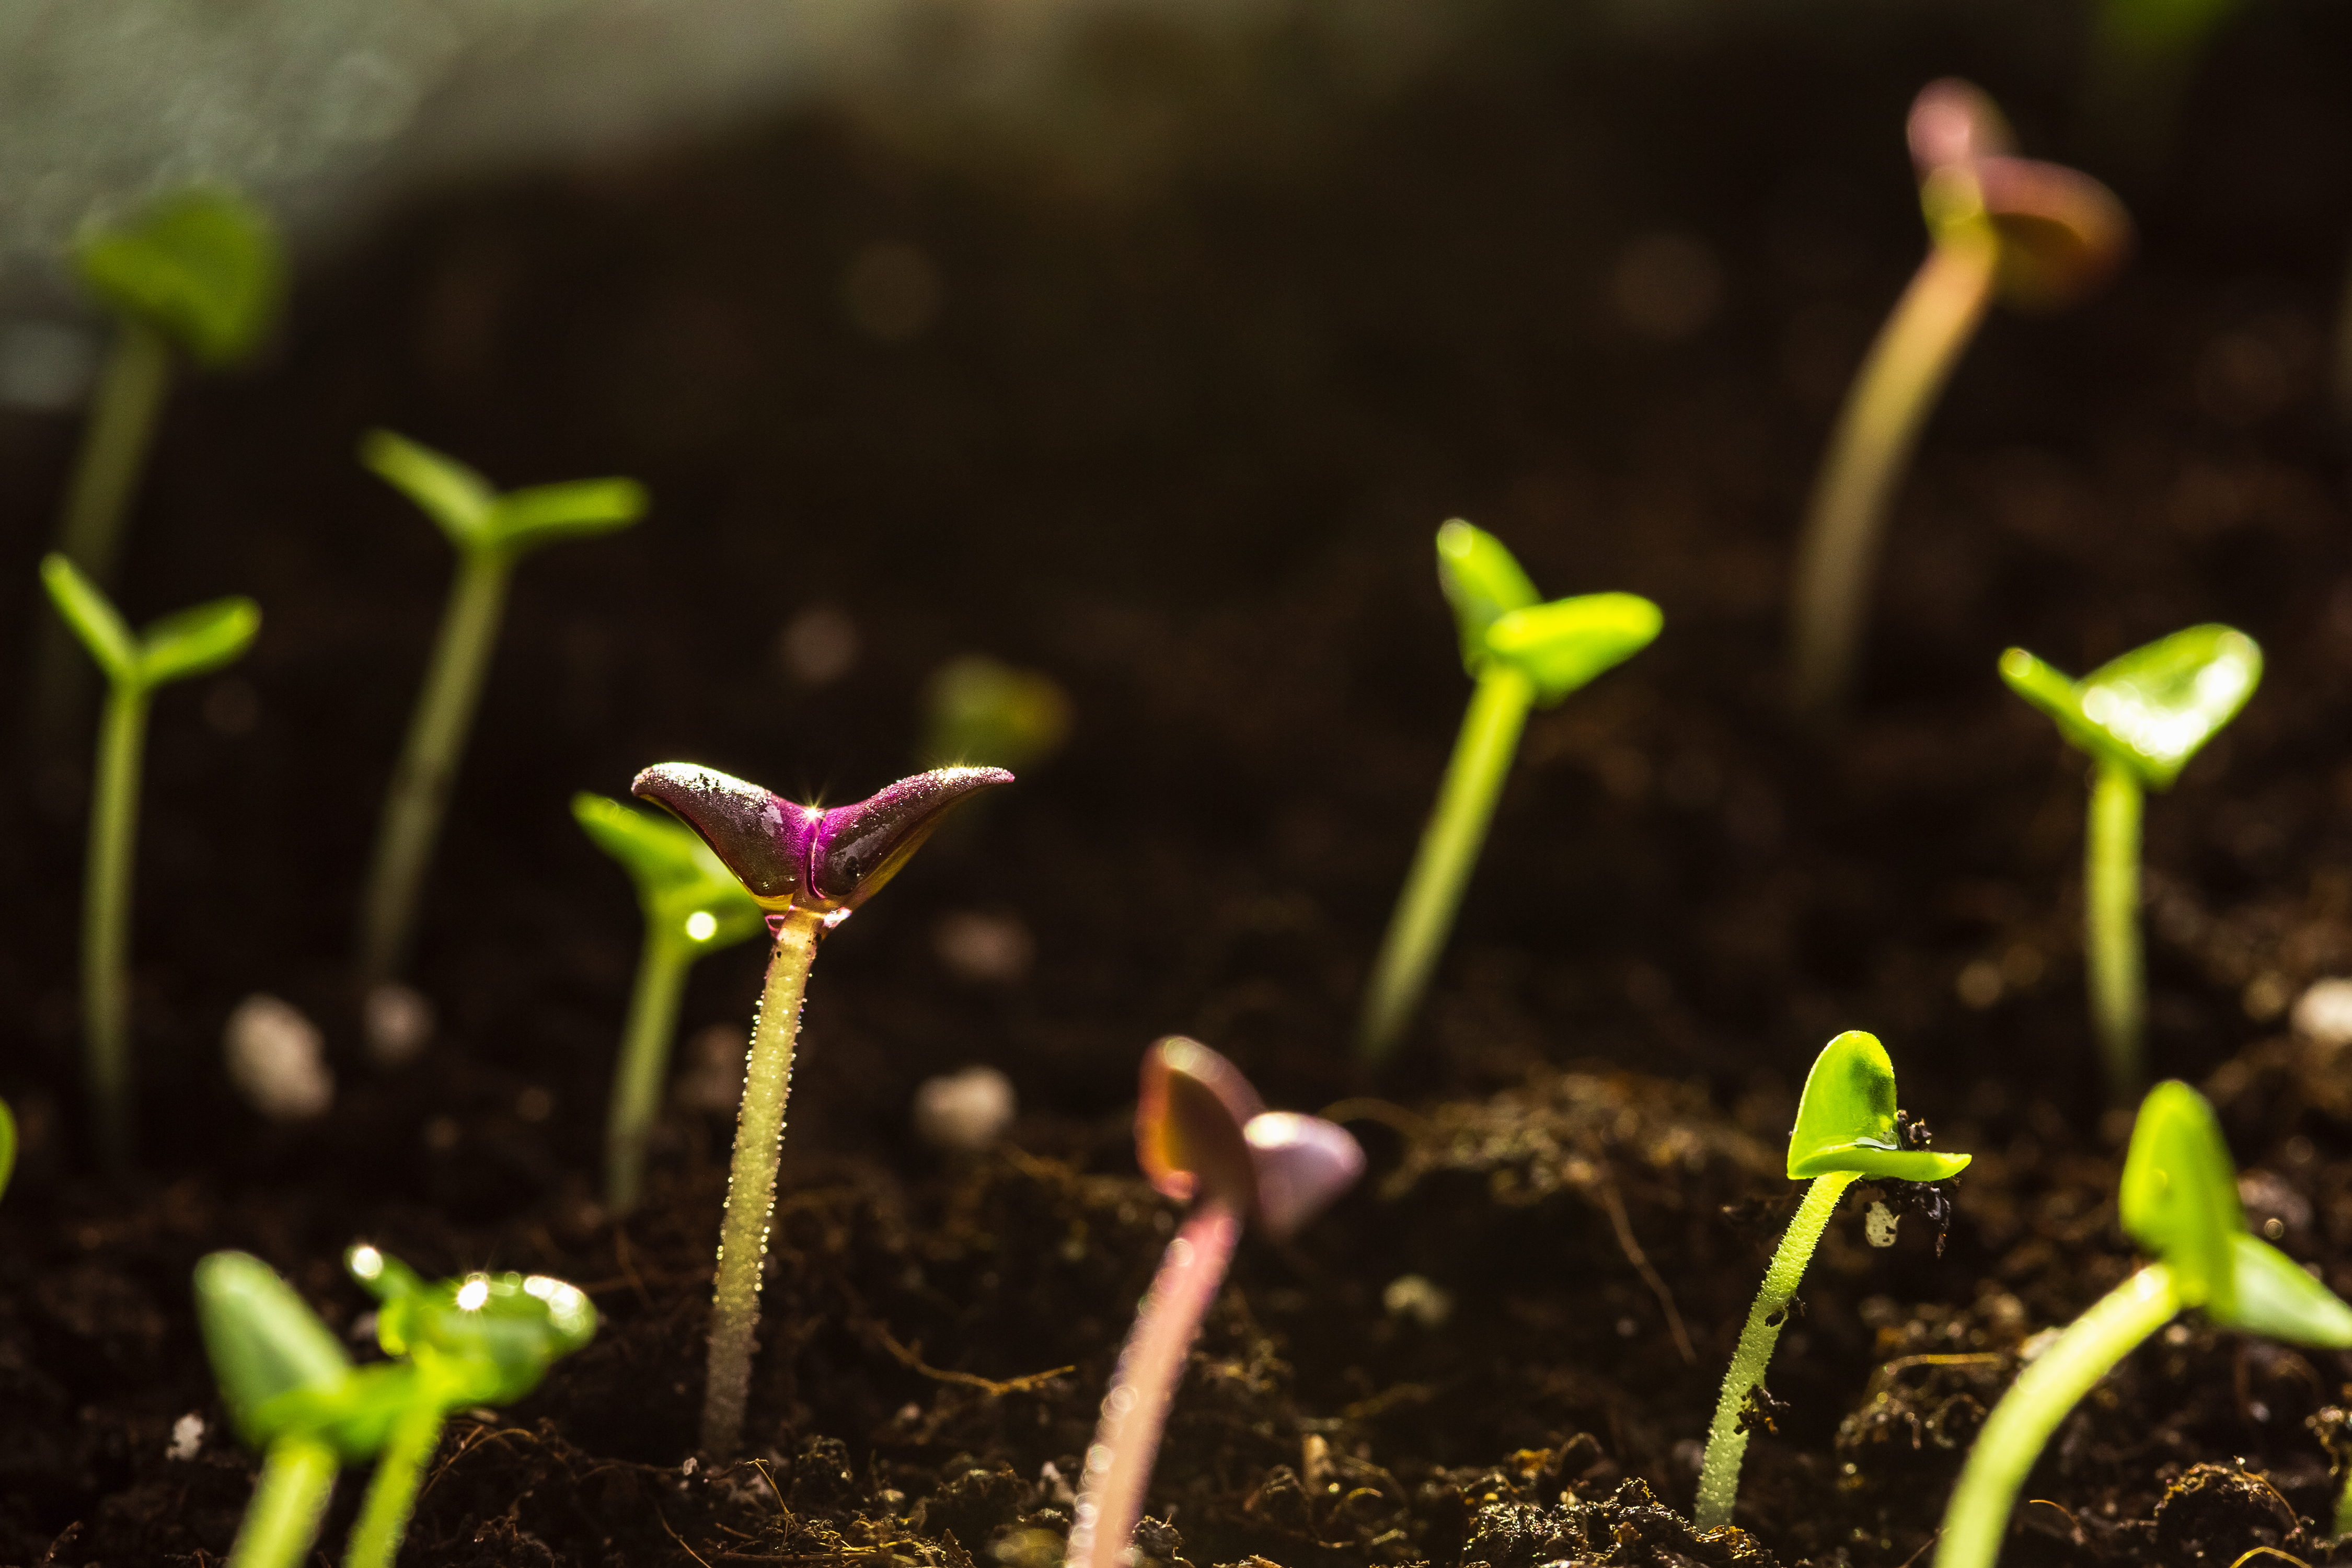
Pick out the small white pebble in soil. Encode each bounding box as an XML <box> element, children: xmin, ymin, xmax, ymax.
<box><xmin>1864</xmin><ymin>1200</ymin><xmax>1899</xmax><ymax>1248</ymax></box>
<box><xmin>516</xmin><ymin>1086</ymin><xmax>553</xmax><ymax>1123</ymax></box>
<box><xmin>778</xmin><ymin>604</ymin><xmax>860</xmax><ymax>686</ymax></box>
<box><xmin>167</xmin><ymin>1412</ymin><xmax>204</xmax><ymax>1461</ymax></box>
<box><xmin>2243</xmin><ymin>970</ymin><xmax>2293</xmax><ymax>1021</ymax></box>
<box><xmin>2292</xmin><ymin>977</ymin><xmax>2352</xmax><ymax>1045</ymax></box>
<box><xmin>364</xmin><ymin>983</ymin><xmax>435</xmax><ymax>1066</ymax></box>
<box><xmin>674</xmin><ymin>1023</ymin><xmax>748</xmax><ymax>1113</ymax></box>
<box><xmin>1673</xmin><ymin>1438</ymin><xmax>1706</xmax><ymax>1475</ymax></box>
<box><xmin>2164</xmin><ymin>1322</ymin><xmax>2194</xmax><ymax>1346</ymax></box>
<box><xmin>422</xmin><ymin>1115</ymin><xmax>460</xmax><ymax>1152</ymax></box>
<box><xmin>913</xmin><ymin>1065</ymin><xmax>1017</xmax><ymax>1152</ymax></box>
<box><xmin>1955</xmin><ymin>959</ymin><xmax>2004</xmax><ymax>1010</ymax></box>
<box><xmin>1381</xmin><ymin>1273</ymin><xmax>1454</xmax><ymax>1329</ymax></box>
<box><xmin>934</xmin><ymin>910</ymin><xmax>1035</xmax><ymax>984</ymax></box>
<box><xmin>224</xmin><ymin>994</ymin><xmax>334</xmax><ymax>1121</ymax></box>
<box><xmin>1615</xmin><ymin>1316</ymin><xmax>1639</xmax><ymax>1338</ymax></box>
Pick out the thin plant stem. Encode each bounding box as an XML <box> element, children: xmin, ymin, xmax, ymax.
<box><xmin>1359</xmin><ymin>664</ymin><xmax>1536</xmax><ymax>1064</ymax></box>
<box><xmin>2336</xmin><ymin>1462</ymin><xmax>2352</xmax><ymax>1539</ymax></box>
<box><xmin>2086</xmin><ymin>758</ymin><xmax>2146</xmax><ymax>1103</ymax></box>
<box><xmin>605</xmin><ymin>930</ymin><xmax>694</xmax><ymax>1213</ymax></box>
<box><xmin>358</xmin><ymin>550</ymin><xmax>513</xmax><ymax>987</ymax></box>
<box><xmin>84</xmin><ymin>681</ymin><xmax>149</xmax><ymax>1172</ymax></box>
<box><xmin>1067</xmin><ymin>1201</ymin><xmax>1244</xmax><ymax>1568</ymax></box>
<box><xmin>702</xmin><ymin>906</ymin><xmax>825</xmax><ymax>1457</ymax></box>
<box><xmin>1693</xmin><ymin>1171</ymin><xmax>1859</xmax><ymax>1530</ymax></box>
<box><xmin>344</xmin><ymin>1399</ymin><xmax>446</xmax><ymax>1568</ymax></box>
<box><xmin>1933</xmin><ymin>1265</ymin><xmax>2178</xmax><ymax>1568</ymax></box>
<box><xmin>226</xmin><ymin>1435</ymin><xmax>339</xmax><ymax>1568</ymax></box>
<box><xmin>1788</xmin><ymin>235</ymin><xmax>1999</xmax><ymax>716</ymax></box>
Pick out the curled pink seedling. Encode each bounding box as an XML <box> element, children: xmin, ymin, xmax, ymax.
<box><xmin>632</xmin><ymin>763</ymin><xmax>1012</xmax><ymax>915</ymax></box>
<box><xmin>1069</xmin><ymin>1038</ymin><xmax>1364</xmax><ymax>1568</ymax></box>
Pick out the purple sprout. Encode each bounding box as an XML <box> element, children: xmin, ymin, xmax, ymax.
<box><xmin>1065</xmin><ymin>1037</ymin><xmax>1364</xmax><ymax>1568</ymax></box>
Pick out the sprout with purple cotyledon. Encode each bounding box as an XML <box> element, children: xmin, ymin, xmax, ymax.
<box><xmin>631</xmin><ymin>760</ymin><xmax>1011</xmax><ymax>1456</ymax></box>
<box><xmin>1066</xmin><ymin>1037</ymin><xmax>1364</xmax><ymax>1568</ymax></box>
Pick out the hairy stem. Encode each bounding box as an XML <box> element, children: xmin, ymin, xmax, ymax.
<box><xmin>358</xmin><ymin>549</ymin><xmax>513</xmax><ymax>987</ymax></box>
<box><xmin>2086</xmin><ymin>758</ymin><xmax>2146</xmax><ymax>1103</ymax></box>
<box><xmin>84</xmin><ymin>681</ymin><xmax>149</xmax><ymax>1173</ymax></box>
<box><xmin>1788</xmin><ymin>234</ymin><xmax>1998</xmax><ymax>717</ymax></box>
<box><xmin>226</xmin><ymin>1435</ymin><xmax>338</xmax><ymax>1568</ymax></box>
<box><xmin>1693</xmin><ymin>1171</ymin><xmax>1859</xmax><ymax>1531</ymax></box>
<box><xmin>1934</xmin><ymin>1265</ymin><xmax>2178</xmax><ymax>1568</ymax></box>
<box><xmin>605</xmin><ymin>930</ymin><xmax>693</xmax><ymax>1213</ymax></box>
<box><xmin>344</xmin><ymin>1399</ymin><xmax>446</xmax><ymax>1568</ymax></box>
<box><xmin>701</xmin><ymin>907</ymin><xmax>825</xmax><ymax>1456</ymax></box>
<box><xmin>1067</xmin><ymin>1202</ymin><xmax>1244</xmax><ymax>1568</ymax></box>
<box><xmin>1359</xmin><ymin>663</ymin><xmax>1536</xmax><ymax>1064</ymax></box>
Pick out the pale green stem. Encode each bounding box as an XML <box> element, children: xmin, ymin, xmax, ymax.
<box><xmin>84</xmin><ymin>680</ymin><xmax>149</xmax><ymax>1173</ymax></box>
<box><xmin>344</xmin><ymin>1399</ymin><xmax>447</xmax><ymax>1568</ymax></box>
<box><xmin>1693</xmin><ymin>1171</ymin><xmax>1859</xmax><ymax>1531</ymax></box>
<box><xmin>1358</xmin><ymin>663</ymin><xmax>1536</xmax><ymax>1065</ymax></box>
<box><xmin>2337</xmin><ymin>1465</ymin><xmax>2352</xmax><ymax>1540</ymax></box>
<box><xmin>358</xmin><ymin>549</ymin><xmax>513</xmax><ymax>987</ymax></box>
<box><xmin>226</xmin><ymin>1435</ymin><xmax>339</xmax><ymax>1568</ymax></box>
<box><xmin>605</xmin><ymin>929</ymin><xmax>694</xmax><ymax>1213</ymax></box>
<box><xmin>702</xmin><ymin>907</ymin><xmax>825</xmax><ymax>1457</ymax></box>
<box><xmin>1934</xmin><ymin>1265</ymin><xmax>2178</xmax><ymax>1568</ymax></box>
<box><xmin>1788</xmin><ymin>235</ymin><xmax>1998</xmax><ymax>717</ymax></box>
<box><xmin>2086</xmin><ymin>758</ymin><xmax>2145</xmax><ymax>1104</ymax></box>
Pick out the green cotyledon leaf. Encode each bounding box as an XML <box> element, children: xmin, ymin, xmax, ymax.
<box><xmin>2219</xmin><ymin>1232</ymin><xmax>2352</xmax><ymax>1347</ymax></box>
<box><xmin>573</xmin><ymin>794</ymin><xmax>766</xmax><ymax>948</ymax></box>
<box><xmin>1786</xmin><ymin>1031</ymin><xmax>1972</xmax><ymax>1182</ymax></box>
<box><xmin>2119</xmin><ymin>1080</ymin><xmax>2242</xmax><ymax>1316</ymax></box>
<box><xmin>1483</xmin><ymin>592</ymin><xmax>1662</xmax><ymax>707</ymax></box>
<box><xmin>348</xmin><ymin>1245</ymin><xmax>596</xmax><ymax>1407</ymax></box>
<box><xmin>193</xmin><ymin>1252</ymin><xmax>354</xmax><ymax>1449</ymax></box>
<box><xmin>74</xmin><ymin>188</ymin><xmax>283</xmax><ymax>366</ymax></box>
<box><xmin>1435</xmin><ymin>521</ymin><xmax>1540</xmax><ymax>676</ymax></box>
<box><xmin>1999</xmin><ymin>626</ymin><xmax>2260</xmax><ymax>790</ymax></box>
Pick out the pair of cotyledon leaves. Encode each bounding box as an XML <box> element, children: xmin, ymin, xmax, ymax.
<box><xmin>1136</xmin><ymin>1036</ymin><xmax>1364</xmax><ymax>1240</ymax></box>
<box><xmin>2000</xmin><ymin>626</ymin><xmax>2262</xmax><ymax>790</ymax></box>
<box><xmin>1786</xmin><ymin>1030</ymin><xmax>1973</xmax><ymax>1183</ymax></box>
<box><xmin>196</xmin><ymin>1247</ymin><xmax>594</xmax><ymax>1461</ymax></box>
<box><xmin>572</xmin><ymin>794</ymin><xmax>766</xmax><ymax>950</ymax></box>
<box><xmin>75</xmin><ymin>189</ymin><xmax>284</xmax><ymax>367</ymax></box>
<box><xmin>41</xmin><ymin>554</ymin><xmax>259</xmax><ymax>694</ymax></box>
<box><xmin>361</xmin><ymin>431</ymin><xmax>646</xmax><ymax>564</ymax></box>
<box><xmin>1435</xmin><ymin>522</ymin><xmax>1662</xmax><ymax>704</ymax></box>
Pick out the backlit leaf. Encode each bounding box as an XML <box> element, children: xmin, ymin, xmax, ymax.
<box><xmin>362</xmin><ymin>430</ymin><xmax>499</xmax><ymax>549</ymax></box>
<box><xmin>74</xmin><ymin>188</ymin><xmax>283</xmax><ymax>366</ymax></box>
<box><xmin>194</xmin><ymin>1252</ymin><xmax>354</xmax><ymax>1448</ymax></box>
<box><xmin>2118</xmin><ymin>1081</ymin><xmax>2242</xmax><ymax>1316</ymax></box>
<box><xmin>137</xmin><ymin>596</ymin><xmax>260</xmax><ymax>687</ymax></box>
<box><xmin>2000</xmin><ymin>626</ymin><xmax>2260</xmax><ymax>790</ymax></box>
<box><xmin>1786</xmin><ymin>1030</ymin><xmax>1973</xmax><ymax>1182</ymax></box>
<box><xmin>490</xmin><ymin>478</ymin><xmax>648</xmax><ymax>557</ymax></box>
<box><xmin>40</xmin><ymin>554</ymin><xmax>139</xmax><ymax>682</ymax></box>
<box><xmin>1436</xmin><ymin>522</ymin><xmax>1540</xmax><ymax>676</ymax></box>
<box><xmin>1484</xmin><ymin>593</ymin><xmax>1663</xmax><ymax>707</ymax></box>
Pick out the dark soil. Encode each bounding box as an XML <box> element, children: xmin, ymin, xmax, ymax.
<box><xmin>6</xmin><ymin>3</ymin><xmax>2352</xmax><ymax>1564</ymax></box>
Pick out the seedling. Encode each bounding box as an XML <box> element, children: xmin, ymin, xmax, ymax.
<box><xmin>572</xmin><ymin>792</ymin><xmax>766</xmax><ymax>1212</ymax></box>
<box><xmin>1358</xmin><ymin>521</ymin><xmax>1661</xmax><ymax>1065</ymax></box>
<box><xmin>632</xmin><ymin>760</ymin><xmax>1012</xmax><ymax>1455</ymax></box>
<box><xmin>31</xmin><ymin>188</ymin><xmax>282</xmax><ymax>742</ymax></box>
<box><xmin>2000</xmin><ymin>625</ymin><xmax>2260</xmax><ymax>1101</ymax></box>
<box><xmin>1933</xmin><ymin>1082</ymin><xmax>2352</xmax><ymax>1568</ymax></box>
<box><xmin>194</xmin><ymin>1247</ymin><xmax>594</xmax><ymax>1568</ymax></box>
<box><xmin>0</xmin><ymin>1097</ymin><xmax>15</xmax><ymax>1203</ymax></box>
<box><xmin>1693</xmin><ymin>1031</ymin><xmax>1969</xmax><ymax>1531</ymax></box>
<box><xmin>1788</xmin><ymin>80</ymin><xmax>2130</xmax><ymax>716</ymax></box>
<box><xmin>1065</xmin><ymin>1037</ymin><xmax>1363</xmax><ymax>1568</ymax></box>
<box><xmin>921</xmin><ymin>654</ymin><xmax>1073</xmax><ymax>770</ymax></box>
<box><xmin>356</xmin><ymin>431</ymin><xmax>647</xmax><ymax>989</ymax></box>
<box><xmin>42</xmin><ymin>554</ymin><xmax>259</xmax><ymax>1169</ymax></box>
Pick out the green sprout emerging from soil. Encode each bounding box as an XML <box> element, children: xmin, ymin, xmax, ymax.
<box><xmin>1066</xmin><ymin>1037</ymin><xmax>1363</xmax><ymax>1568</ymax></box>
<box><xmin>42</xmin><ymin>553</ymin><xmax>260</xmax><ymax>1170</ymax></box>
<box><xmin>2000</xmin><ymin>624</ymin><xmax>2260</xmax><ymax>1100</ymax></box>
<box><xmin>356</xmin><ymin>431</ymin><xmax>647</xmax><ymax>990</ymax></box>
<box><xmin>573</xmin><ymin>792</ymin><xmax>766</xmax><ymax>1213</ymax></box>
<box><xmin>1359</xmin><ymin>521</ymin><xmax>1661</xmax><ymax>1065</ymax></box>
<box><xmin>32</xmin><ymin>188</ymin><xmax>281</xmax><ymax>742</ymax></box>
<box><xmin>1933</xmin><ymin>1081</ymin><xmax>2352</xmax><ymax>1568</ymax></box>
<box><xmin>195</xmin><ymin>1247</ymin><xmax>593</xmax><ymax>1568</ymax></box>
<box><xmin>0</xmin><ymin>1097</ymin><xmax>15</xmax><ymax>1203</ymax></box>
<box><xmin>632</xmin><ymin>760</ymin><xmax>1012</xmax><ymax>1456</ymax></box>
<box><xmin>1788</xmin><ymin>80</ymin><xmax>2130</xmax><ymax>716</ymax></box>
<box><xmin>1693</xmin><ymin>1031</ymin><xmax>1969</xmax><ymax>1531</ymax></box>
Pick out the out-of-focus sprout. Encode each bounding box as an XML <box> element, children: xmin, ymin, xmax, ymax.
<box><xmin>356</xmin><ymin>431</ymin><xmax>647</xmax><ymax>991</ymax></box>
<box><xmin>2081</xmin><ymin>0</ymin><xmax>2241</xmax><ymax>180</ymax></box>
<box><xmin>42</xmin><ymin>554</ymin><xmax>259</xmax><ymax>1170</ymax></box>
<box><xmin>0</xmin><ymin>1098</ymin><xmax>16</xmax><ymax>1203</ymax></box>
<box><xmin>632</xmin><ymin>761</ymin><xmax>1011</xmax><ymax>1455</ymax></box>
<box><xmin>1359</xmin><ymin>521</ymin><xmax>1659</xmax><ymax>1065</ymax></box>
<box><xmin>573</xmin><ymin>792</ymin><xmax>766</xmax><ymax>1212</ymax></box>
<box><xmin>1789</xmin><ymin>80</ymin><xmax>2129</xmax><ymax>717</ymax></box>
<box><xmin>2000</xmin><ymin>625</ymin><xmax>2260</xmax><ymax>1100</ymax></box>
<box><xmin>921</xmin><ymin>654</ymin><xmax>1073</xmax><ymax>771</ymax></box>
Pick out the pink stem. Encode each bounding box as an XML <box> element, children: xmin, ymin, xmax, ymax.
<box><xmin>1067</xmin><ymin>1202</ymin><xmax>1242</xmax><ymax>1568</ymax></box>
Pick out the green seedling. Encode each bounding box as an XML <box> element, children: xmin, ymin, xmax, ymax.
<box><xmin>1066</xmin><ymin>1037</ymin><xmax>1363</xmax><ymax>1568</ymax></box>
<box><xmin>1693</xmin><ymin>1031</ymin><xmax>1969</xmax><ymax>1531</ymax></box>
<box><xmin>32</xmin><ymin>188</ymin><xmax>282</xmax><ymax>743</ymax></box>
<box><xmin>921</xmin><ymin>654</ymin><xmax>1073</xmax><ymax>771</ymax></box>
<box><xmin>1358</xmin><ymin>521</ymin><xmax>1660</xmax><ymax>1065</ymax></box>
<box><xmin>2000</xmin><ymin>625</ymin><xmax>2260</xmax><ymax>1101</ymax></box>
<box><xmin>195</xmin><ymin>1247</ymin><xmax>594</xmax><ymax>1568</ymax></box>
<box><xmin>632</xmin><ymin>760</ymin><xmax>1011</xmax><ymax>1455</ymax></box>
<box><xmin>357</xmin><ymin>431</ymin><xmax>647</xmax><ymax>990</ymax></box>
<box><xmin>573</xmin><ymin>793</ymin><xmax>766</xmax><ymax>1212</ymax></box>
<box><xmin>1934</xmin><ymin>1082</ymin><xmax>2352</xmax><ymax>1568</ymax></box>
<box><xmin>0</xmin><ymin>1097</ymin><xmax>16</xmax><ymax>1203</ymax></box>
<box><xmin>1788</xmin><ymin>80</ymin><xmax>2129</xmax><ymax>716</ymax></box>
<box><xmin>42</xmin><ymin>553</ymin><xmax>259</xmax><ymax>1170</ymax></box>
